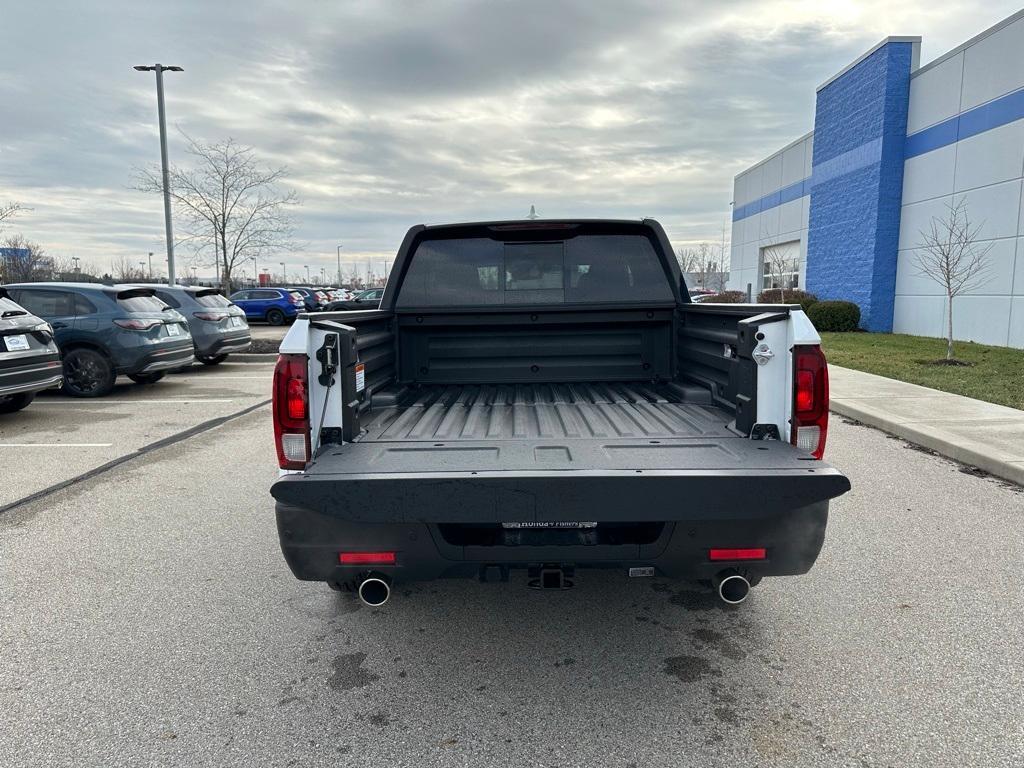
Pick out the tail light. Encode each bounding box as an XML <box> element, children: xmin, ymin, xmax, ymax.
<box><xmin>113</xmin><ymin>318</ymin><xmax>161</xmax><ymax>331</ymax></box>
<box><xmin>791</xmin><ymin>345</ymin><xmax>829</xmax><ymax>459</ymax></box>
<box><xmin>273</xmin><ymin>353</ymin><xmax>311</xmax><ymax>470</ymax></box>
<box><xmin>193</xmin><ymin>311</ymin><xmax>229</xmax><ymax>321</ymax></box>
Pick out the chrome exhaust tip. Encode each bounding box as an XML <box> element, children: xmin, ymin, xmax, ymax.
<box><xmin>715</xmin><ymin>571</ymin><xmax>750</xmax><ymax>605</ymax></box>
<box><xmin>357</xmin><ymin>575</ymin><xmax>392</xmax><ymax>607</ymax></box>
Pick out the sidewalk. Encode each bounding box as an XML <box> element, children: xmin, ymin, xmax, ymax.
<box><xmin>829</xmin><ymin>366</ymin><xmax>1024</xmax><ymax>487</ymax></box>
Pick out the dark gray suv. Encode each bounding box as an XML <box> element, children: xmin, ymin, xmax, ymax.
<box><xmin>143</xmin><ymin>285</ymin><xmax>251</xmax><ymax>365</ymax></box>
<box><xmin>4</xmin><ymin>283</ymin><xmax>195</xmax><ymax>397</ymax></box>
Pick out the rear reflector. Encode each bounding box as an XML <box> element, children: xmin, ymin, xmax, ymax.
<box><xmin>339</xmin><ymin>552</ymin><xmax>396</xmax><ymax>565</ymax></box>
<box><xmin>709</xmin><ymin>548</ymin><xmax>767</xmax><ymax>561</ymax></box>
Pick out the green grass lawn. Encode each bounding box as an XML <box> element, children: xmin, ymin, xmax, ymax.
<box><xmin>819</xmin><ymin>332</ymin><xmax>1024</xmax><ymax>411</ymax></box>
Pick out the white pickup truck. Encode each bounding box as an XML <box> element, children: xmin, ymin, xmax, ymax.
<box><xmin>270</xmin><ymin>219</ymin><xmax>850</xmax><ymax>607</ymax></box>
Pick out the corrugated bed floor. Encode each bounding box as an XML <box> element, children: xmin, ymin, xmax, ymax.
<box><xmin>359</xmin><ymin>382</ymin><xmax>733</xmax><ymax>442</ymax></box>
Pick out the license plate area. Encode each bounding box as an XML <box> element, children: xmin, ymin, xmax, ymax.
<box><xmin>439</xmin><ymin>522</ymin><xmax>664</xmax><ymax>547</ymax></box>
<box><xmin>3</xmin><ymin>334</ymin><xmax>30</xmax><ymax>351</ymax></box>
<box><xmin>166</xmin><ymin>323</ymin><xmax>181</xmax><ymax>336</ymax></box>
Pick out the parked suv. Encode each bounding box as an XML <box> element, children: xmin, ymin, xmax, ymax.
<box><xmin>287</xmin><ymin>287</ymin><xmax>324</xmax><ymax>312</ymax></box>
<box><xmin>138</xmin><ymin>285</ymin><xmax>251</xmax><ymax>365</ymax></box>
<box><xmin>3</xmin><ymin>283</ymin><xmax>195</xmax><ymax>397</ymax></box>
<box><xmin>0</xmin><ymin>289</ymin><xmax>63</xmax><ymax>412</ymax></box>
<box><xmin>323</xmin><ymin>287</ymin><xmax>384</xmax><ymax>311</ymax></box>
<box><xmin>229</xmin><ymin>288</ymin><xmax>304</xmax><ymax>325</ymax></box>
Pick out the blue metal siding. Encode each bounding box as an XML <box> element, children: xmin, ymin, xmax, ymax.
<box><xmin>905</xmin><ymin>86</ymin><xmax>1024</xmax><ymax>157</ymax></box>
<box><xmin>804</xmin><ymin>41</ymin><xmax>915</xmax><ymax>332</ymax></box>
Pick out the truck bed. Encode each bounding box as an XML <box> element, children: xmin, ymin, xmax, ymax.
<box><xmin>359</xmin><ymin>381</ymin><xmax>731</xmax><ymax>443</ymax></box>
<box><xmin>274</xmin><ymin>380</ymin><xmax>849</xmax><ymax>523</ymax></box>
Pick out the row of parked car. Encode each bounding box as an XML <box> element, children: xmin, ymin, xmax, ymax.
<box><xmin>0</xmin><ymin>282</ymin><xmax>253</xmax><ymax>413</ymax></box>
<box><xmin>228</xmin><ymin>286</ymin><xmax>384</xmax><ymax>325</ymax></box>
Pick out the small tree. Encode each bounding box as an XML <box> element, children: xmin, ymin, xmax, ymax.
<box><xmin>678</xmin><ymin>242</ymin><xmax>719</xmax><ymax>291</ymax></box>
<box><xmin>0</xmin><ymin>235</ymin><xmax>52</xmax><ymax>282</ymax></box>
<box><xmin>111</xmin><ymin>256</ymin><xmax>148</xmax><ymax>282</ymax></box>
<box><xmin>761</xmin><ymin>241</ymin><xmax>797</xmax><ymax>291</ymax></box>
<box><xmin>914</xmin><ymin>199</ymin><xmax>993</xmax><ymax>361</ymax></box>
<box><xmin>135</xmin><ymin>133</ymin><xmax>299</xmax><ymax>293</ymax></box>
<box><xmin>0</xmin><ymin>202</ymin><xmax>25</xmax><ymax>231</ymax></box>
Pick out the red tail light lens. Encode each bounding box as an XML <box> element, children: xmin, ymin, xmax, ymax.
<box><xmin>709</xmin><ymin>548</ymin><xmax>767</xmax><ymax>561</ymax></box>
<box><xmin>791</xmin><ymin>345</ymin><xmax>829</xmax><ymax>459</ymax></box>
<box><xmin>273</xmin><ymin>353</ymin><xmax>310</xmax><ymax>470</ymax></box>
<box><xmin>285</xmin><ymin>378</ymin><xmax>306</xmax><ymax>420</ymax></box>
<box><xmin>193</xmin><ymin>311</ymin><xmax>229</xmax><ymax>321</ymax></box>
<box><xmin>113</xmin><ymin>318</ymin><xmax>161</xmax><ymax>331</ymax></box>
<box><xmin>339</xmin><ymin>552</ymin><xmax>396</xmax><ymax>565</ymax></box>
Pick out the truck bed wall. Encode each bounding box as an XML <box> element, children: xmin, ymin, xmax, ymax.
<box><xmin>395</xmin><ymin>309</ymin><xmax>674</xmax><ymax>385</ymax></box>
<box><xmin>313</xmin><ymin>303</ymin><xmax>798</xmax><ymax>433</ymax></box>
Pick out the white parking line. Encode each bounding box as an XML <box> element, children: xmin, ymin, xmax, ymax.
<box><xmin>0</xmin><ymin>443</ymin><xmax>114</xmax><ymax>448</ymax></box>
<box><xmin>175</xmin><ymin>376</ymin><xmax>271</xmax><ymax>380</ymax></box>
<box><xmin>36</xmin><ymin>399</ymin><xmax>235</xmax><ymax>404</ymax></box>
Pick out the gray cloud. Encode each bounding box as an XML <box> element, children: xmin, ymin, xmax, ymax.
<box><xmin>1</xmin><ymin>0</ymin><xmax>1021</xmax><ymax>277</ymax></box>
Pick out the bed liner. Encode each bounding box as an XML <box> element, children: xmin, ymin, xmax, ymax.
<box><xmin>357</xmin><ymin>380</ymin><xmax>730</xmax><ymax>443</ymax></box>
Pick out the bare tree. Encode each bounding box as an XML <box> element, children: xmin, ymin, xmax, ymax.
<box><xmin>760</xmin><ymin>241</ymin><xmax>797</xmax><ymax>291</ymax></box>
<box><xmin>914</xmin><ymin>198</ymin><xmax>993</xmax><ymax>361</ymax></box>
<box><xmin>678</xmin><ymin>242</ymin><xmax>720</xmax><ymax>291</ymax></box>
<box><xmin>110</xmin><ymin>256</ymin><xmax>148</xmax><ymax>282</ymax></box>
<box><xmin>135</xmin><ymin>133</ymin><xmax>299</xmax><ymax>292</ymax></box>
<box><xmin>0</xmin><ymin>235</ymin><xmax>52</xmax><ymax>282</ymax></box>
<box><xmin>0</xmin><ymin>202</ymin><xmax>25</xmax><ymax>232</ymax></box>
<box><xmin>50</xmin><ymin>255</ymin><xmax>99</xmax><ymax>281</ymax></box>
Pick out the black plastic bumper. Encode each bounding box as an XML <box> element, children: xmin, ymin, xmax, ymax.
<box><xmin>197</xmin><ymin>331</ymin><xmax>252</xmax><ymax>357</ymax></box>
<box><xmin>130</xmin><ymin>342</ymin><xmax>196</xmax><ymax>374</ymax></box>
<box><xmin>275</xmin><ymin>495</ymin><xmax>838</xmax><ymax>587</ymax></box>
<box><xmin>0</xmin><ymin>352</ymin><xmax>63</xmax><ymax>397</ymax></box>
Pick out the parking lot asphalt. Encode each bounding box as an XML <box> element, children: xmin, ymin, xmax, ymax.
<box><xmin>0</xmin><ymin>361</ymin><xmax>275</xmax><ymax>508</ymax></box>
<box><xmin>1</xmin><ymin>380</ymin><xmax>1022</xmax><ymax>767</ymax></box>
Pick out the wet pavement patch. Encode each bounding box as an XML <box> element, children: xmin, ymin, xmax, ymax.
<box><xmin>663</xmin><ymin>654</ymin><xmax>722</xmax><ymax>683</ymax></box>
<box><xmin>327</xmin><ymin>652</ymin><xmax>379</xmax><ymax>691</ymax></box>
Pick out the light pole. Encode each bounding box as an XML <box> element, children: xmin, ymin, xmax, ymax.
<box><xmin>71</xmin><ymin>257</ymin><xmax>80</xmax><ymax>275</ymax></box>
<box><xmin>279</xmin><ymin>262</ymin><xmax>286</xmax><ymax>283</ymax></box>
<box><xmin>134</xmin><ymin>63</ymin><xmax>183</xmax><ymax>285</ymax></box>
<box><xmin>147</xmin><ymin>251</ymin><xmax>153</xmax><ymax>279</ymax></box>
<box><xmin>250</xmin><ymin>255</ymin><xmax>258</xmax><ymax>286</ymax></box>
<box><xmin>304</xmin><ymin>264</ymin><xmax>310</xmax><ymax>283</ymax></box>
<box><xmin>190</xmin><ymin>265</ymin><xmax>197</xmax><ymax>284</ymax></box>
<box><xmin>336</xmin><ymin>244</ymin><xmax>343</xmax><ymax>286</ymax></box>
<box><xmin>138</xmin><ymin>260</ymin><xmax>147</xmax><ymax>279</ymax></box>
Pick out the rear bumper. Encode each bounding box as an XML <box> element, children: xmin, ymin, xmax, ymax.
<box><xmin>195</xmin><ymin>331</ymin><xmax>252</xmax><ymax>357</ymax></box>
<box><xmin>275</xmin><ymin>501</ymin><xmax>831</xmax><ymax>585</ymax></box>
<box><xmin>272</xmin><ymin>461</ymin><xmax>850</xmax><ymax>585</ymax></box>
<box><xmin>133</xmin><ymin>343</ymin><xmax>196</xmax><ymax>373</ymax></box>
<box><xmin>0</xmin><ymin>353</ymin><xmax>63</xmax><ymax>397</ymax></box>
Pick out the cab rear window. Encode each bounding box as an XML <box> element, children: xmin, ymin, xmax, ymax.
<box><xmin>396</xmin><ymin>233</ymin><xmax>673</xmax><ymax>308</ymax></box>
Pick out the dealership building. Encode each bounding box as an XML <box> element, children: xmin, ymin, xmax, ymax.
<box><xmin>728</xmin><ymin>10</ymin><xmax>1024</xmax><ymax>348</ymax></box>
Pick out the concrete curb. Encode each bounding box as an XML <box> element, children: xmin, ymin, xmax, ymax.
<box><xmin>830</xmin><ymin>400</ymin><xmax>1024</xmax><ymax>487</ymax></box>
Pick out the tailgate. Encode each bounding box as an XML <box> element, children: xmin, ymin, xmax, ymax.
<box><xmin>271</xmin><ymin>437</ymin><xmax>850</xmax><ymax>523</ymax></box>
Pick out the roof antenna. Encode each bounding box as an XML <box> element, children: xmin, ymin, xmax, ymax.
<box><xmin>527</xmin><ymin>204</ymin><xmax>538</xmax><ymax>220</ymax></box>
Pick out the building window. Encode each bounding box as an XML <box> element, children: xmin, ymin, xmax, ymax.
<box><xmin>760</xmin><ymin>241</ymin><xmax>800</xmax><ymax>290</ymax></box>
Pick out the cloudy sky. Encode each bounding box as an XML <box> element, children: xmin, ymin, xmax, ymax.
<box><xmin>1</xmin><ymin>1</ymin><xmax>1020</xmax><ymax>281</ymax></box>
